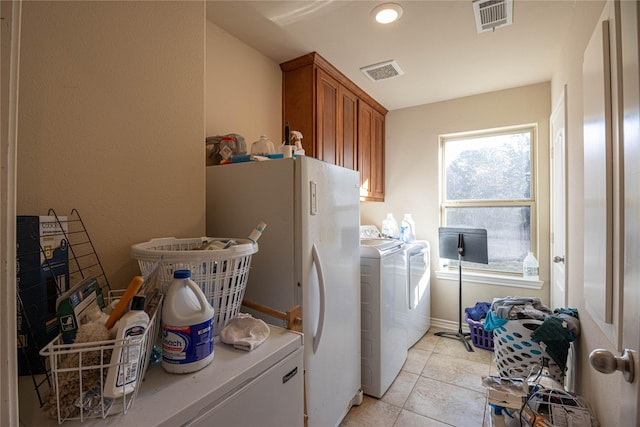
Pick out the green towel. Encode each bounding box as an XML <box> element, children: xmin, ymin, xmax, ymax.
<box><xmin>531</xmin><ymin>315</ymin><xmax>571</xmax><ymax>372</ymax></box>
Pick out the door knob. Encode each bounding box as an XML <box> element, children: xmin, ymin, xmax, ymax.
<box><xmin>553</xmin><ymin>255</ymin><xmax>565</xmax><ymax>263</ymax></box>
<box><xmin>589</xmin><ymin>348</ymin><xmax>635</xmax><ymax>383</ymax></box>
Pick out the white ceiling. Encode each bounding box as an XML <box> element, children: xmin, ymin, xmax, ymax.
<box><xmin>205</xmin><ymin>1</ymin><xmax>589</xmax><ymax>111</ymax></box>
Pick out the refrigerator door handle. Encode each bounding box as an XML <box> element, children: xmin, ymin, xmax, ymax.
<box><xmin>311</xmin><ymin>243</ymin><xmax>326</xmax><ymax>354</ymax></box>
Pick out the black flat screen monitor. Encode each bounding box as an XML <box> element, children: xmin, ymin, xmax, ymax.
<box><xmin>438</xmin><ymin>227</ymin><xmax>488</xmax><ymax>264</ymax></box>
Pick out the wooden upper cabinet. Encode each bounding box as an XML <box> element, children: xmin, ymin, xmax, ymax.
<box><xmin>340</xmin><ymin>85</ymin><xmax>358</xmax><ymax>171</ymax></box>
<box><xmin>358</xmin><ymin>101</ymin><xmax>385</xmax><ymax>202</ymax></box>
<box><xmin>369</xmin><ymin>107</ymin><xmax>385</xmax><ymax>201</ymax></box>
<box><xmin>280</xmin><ymin>52</ymin><xmax>387</xmax><ymax>201</ymax></box>
<box><xmin>316</xmin><ymin>69</ymin><xmax>339</xmax><ymax>164</ymax></box>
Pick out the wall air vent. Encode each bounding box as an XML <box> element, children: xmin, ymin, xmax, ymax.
<box><xmin>360</xmin><ymin>60</ymin><xmax>404</xmax><ymax>82</ymax></box>
<box><xmin>473</xmin><ymin>0</ymin><xmax>513</xmax><ymax>33</ymax></box>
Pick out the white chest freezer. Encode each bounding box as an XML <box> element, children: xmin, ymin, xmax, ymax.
<box><xmin>19</xmin><ymin>325</ymin><xmax>304</xmax><ymax>427</ymax></box>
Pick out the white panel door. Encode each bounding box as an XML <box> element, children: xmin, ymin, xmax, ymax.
<box><xmin>588</xmin><ymin>2</ymin><xmax>640</xmax><ymax>423</ymax></box>
<box><xmin>582</xmin><ymin>3</ymin><xmax>618</xmax><ymax>345</ymax></box>
<box><xmin>619</xmin><ymin>0</ymin><xmax>640</xmax><ymax>423</ymax></box>
<box><xmin>550</xmin><ymin>86</ymin><xmax>567</xmax><ymax>311</ymax></box>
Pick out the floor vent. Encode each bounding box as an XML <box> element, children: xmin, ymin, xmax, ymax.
<box><xmin>360</xmin><ymin>60</ymin><xmax>404</xmax><ymax>82</ymax></box>
<box><xmin>473</xmin><ymin>0</ymin><xmax>513</xmax><ymax>33</ymax></box>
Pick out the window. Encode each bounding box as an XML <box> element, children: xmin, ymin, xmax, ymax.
<box><xmin>440</xmin><ymin>125</ymin><xmax>537</xmax><ymax>275</ymax></box>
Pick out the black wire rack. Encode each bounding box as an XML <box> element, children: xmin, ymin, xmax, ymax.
<box><xmin>16</xmin><ymin>208</ymin><xmax>110</xmax><ymax>406</ymax></box>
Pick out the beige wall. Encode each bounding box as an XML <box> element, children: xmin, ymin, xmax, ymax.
<box><xmin>17</xmin><ymin>1</ymin><xmax>206</xmax><ymax>289</ymax></box>
<box><xmin>360</xmin><ymin>82</ymin><xmax>551</xmax><ymax>324</ymax></box>
<box><xmin>206</xmin><ymin>22</ymin><xmax>282</xmax><ymax>146</ymax></box>
<box><xmin>16</xmin><ymin>4</ymin><xmax>284</xmax><ymax>290</ymax></box>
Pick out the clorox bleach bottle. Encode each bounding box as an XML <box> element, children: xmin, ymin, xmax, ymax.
<box><xmin>162</xmin><ymin>269</ymin><xmax>214</xmax><ymax>373</ymax></box>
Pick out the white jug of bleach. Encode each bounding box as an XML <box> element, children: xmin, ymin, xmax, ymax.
<box><xmin>162</xmin><ymin>269</ymin><xmax>214</xmax><ymax>373</ymax></box>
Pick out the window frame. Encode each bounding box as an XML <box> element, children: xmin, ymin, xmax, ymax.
<box><xmin>438</xmin><ymin>124</ymin><xmax>539</xmax><ymax>279</ymax></box>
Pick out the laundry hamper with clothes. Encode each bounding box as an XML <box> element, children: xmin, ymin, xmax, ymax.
<box><xmin>493</xmin><ymin>318</ymin><xmax>565</xmax><ymax>381</ymax></box>
<box><xmin>465</xmin><ymin>313</ymin><xmax>494</xmax><ymax>351</ymax></box>
<box><xmin>464</xmin><ymin>302</ymin><xmax>494</xmax><ymax>351</ymax></box>
<box><xmin>131</xmin><ymin>237</ymin><xmax>258</xmax><ymax>333</ymax></box>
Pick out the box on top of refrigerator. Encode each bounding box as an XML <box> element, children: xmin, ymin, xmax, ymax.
<box><xmin>16</xmin><ymin>215</ymin><xmax>69</xmax><ymax>375</ymax></box>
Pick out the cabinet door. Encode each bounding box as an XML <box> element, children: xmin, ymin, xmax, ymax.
<box><xmin>370</xmin><ymin>108</ymin><xmax>385</xmax><ymax>200</ymax></box>
<box><xmin>316</xmin><ymin>69</ymin><xmax>358</xmax><ymax>169</ymax></box>
<box><xmin>339</xmin><ymin>86</ymin><xmax>358</xmax><ymax>170</ymax></box>
<box><xmin>316</xmin><ymin>69</ymin><xmax>339</xmax><ymax>165</ymax></box>
<box><xmin>282</xmin><ymin>64</ymin><xmax>315</xmax><ymax>158</ymax></box>
<box><xmin>359</xmin><ymin>102</ymin><xmax>385</xmax><ymax>201</ymax></box>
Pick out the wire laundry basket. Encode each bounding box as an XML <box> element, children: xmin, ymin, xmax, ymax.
<box><xmin>40</xmin><ymin>291</ymin><xmax>162</xmax><ymax>424</ymax></box>
<box><xmin>131</xmin><ymin>237</ymin><xmax>258</xmax><ymax>332</ymax></box>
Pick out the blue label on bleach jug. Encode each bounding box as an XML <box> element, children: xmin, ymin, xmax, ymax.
<box><xmin>162</xmin><ymin>319</ymin><xmax>213</xmax><ymax>365</ymax></box>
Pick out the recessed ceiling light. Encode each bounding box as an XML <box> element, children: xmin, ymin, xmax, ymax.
<box><xmin>372</xmin><ymin>3</ymin><xmax>403</xmax><ymax>24</ymax></box>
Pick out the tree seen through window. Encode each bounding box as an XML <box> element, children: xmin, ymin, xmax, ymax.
<box><xmin>441</xmin><ymin>128</ymin><xmax>535</xmax><ymax>274</ymax></box>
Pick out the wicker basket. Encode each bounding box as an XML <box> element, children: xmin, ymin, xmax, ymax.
<box><xmin>131</xmin><ymin>237</ymin><xmax>258</xmax><ymax>333</ymax></box>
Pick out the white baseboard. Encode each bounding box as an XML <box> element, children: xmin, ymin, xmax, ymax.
<box><xmin>429</xmin><ymin>317</ymin><xmax>471</xmax><ymax>334</ymax></box>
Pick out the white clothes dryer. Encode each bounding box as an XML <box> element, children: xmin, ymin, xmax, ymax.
<box><xmin>404</xmin><ymin>241</ymin><xmax>431</xmax><ymax>348</ymax></box>
<box><xmin>359</xmin><ymin>237</ymin><xmax>408</xmax><ymax>398</ymax></box>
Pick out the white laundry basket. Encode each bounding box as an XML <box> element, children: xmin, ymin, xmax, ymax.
<box><xmin>493</xmin><ymin>318</ymin><xmax>565</xmax><ymax>381</ymax></box>
<box><xmin>131</xmin><ymin>237</ymin><xmax>258</xmax><ymax>332</ymax></box>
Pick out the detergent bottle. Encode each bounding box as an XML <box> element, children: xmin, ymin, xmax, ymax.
<box><xmin>401</xmin><ymin>214</ymin><xmax>416</xmax><ymax>242</ymax></box>
<box><xmin>523</xmin><ymin>252</ymin><xmax>539</xmax><ymax>280</ymax></box>
<box><xmin>162</xmin><ymin>270</ymin><xmax>214</xmax><ymax>374</ymax></box>
<box><xmin>381</xmin><ymin>213</ymin><xmax>400</xmax><ymax>239</ymax></box>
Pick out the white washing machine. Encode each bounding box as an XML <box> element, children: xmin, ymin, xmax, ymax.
<box><xmin>359</xmin><ymin>234</ymin><xmax>408</xmax><ymax>398</ymax></box>
<box><xmin>405</xmin><ymin>241</ymin><xmax>431</xmax><ymax>348</ymax></box>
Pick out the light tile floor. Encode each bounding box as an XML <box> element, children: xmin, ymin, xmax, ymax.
<box><xmin>341</xmin><ymin>327</ymin><xmax>497</xmax><ymax>427</ymax></box>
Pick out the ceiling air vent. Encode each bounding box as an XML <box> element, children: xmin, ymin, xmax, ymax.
<box><xmin>473</xmin><ymin>0</ymin><xmax>513</xmax><ymax>33</ymax></box>
<box><xmin>360</xmin><ymin>60</ymin><xmax>404</xmax><ymax>82</ymax></box>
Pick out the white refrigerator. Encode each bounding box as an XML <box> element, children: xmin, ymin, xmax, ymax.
<box><xmin>206</xmin><ymin>156</ymin><xmax>362</xmax><ymax>427</ymax></box>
